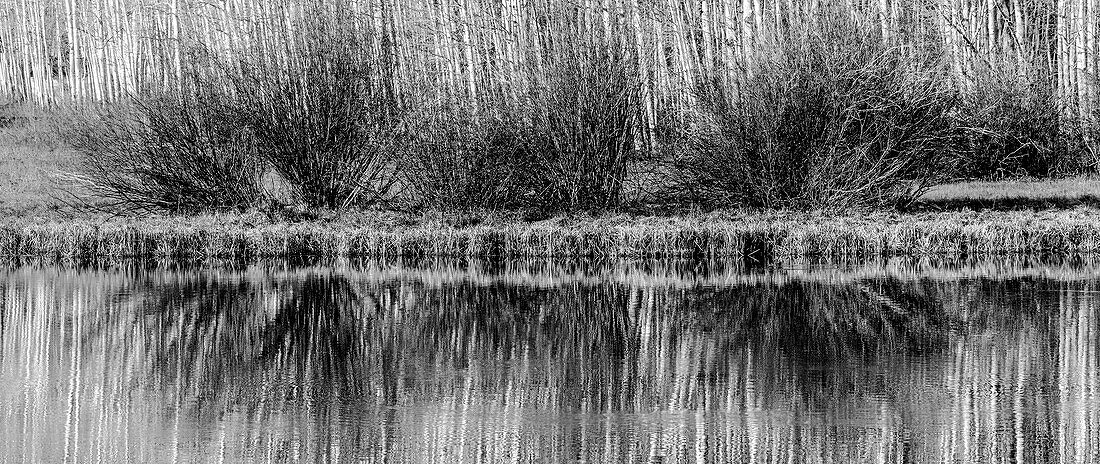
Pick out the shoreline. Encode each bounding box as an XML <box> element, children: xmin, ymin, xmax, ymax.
<box><xmin>7</xmin><ymin>254</ymin><xmax>1100</xmax><ymax>286</ymax></box>
<box><xmin>5</xmin><ymin>209</ymin><xmax>1100</xmax><ymax>259</ymax></box>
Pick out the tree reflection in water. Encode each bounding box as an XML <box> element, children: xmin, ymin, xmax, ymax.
<box><xmin>0</xmin><ymin>262</ymin><xmax>1095</xmax><ymax>462</ymax></box>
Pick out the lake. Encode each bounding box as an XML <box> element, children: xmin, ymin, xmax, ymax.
<box><xmin>1</xmin><ymin>257</ymin><xmax>1098</xmax><ymax>463</ymax></box>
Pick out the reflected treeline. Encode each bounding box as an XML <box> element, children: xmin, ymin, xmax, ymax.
<box><xmin>0</xmin><ymin>264</ymin><xmax>1098</xmax><ymax>462</ymax></box>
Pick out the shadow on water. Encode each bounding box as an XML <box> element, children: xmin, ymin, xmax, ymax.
<box><xmin>0</xmin><ymin>260</ymin><xmax>1097</xmax><ymax>462</ymax></box>
<box><xmin>138</xmin><ymin>273</ymin><xmax>372</xmax><ymax>411</ymax></box>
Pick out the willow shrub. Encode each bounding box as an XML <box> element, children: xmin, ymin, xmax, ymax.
<box><xmin>227</xmin><ymin>13</ymin><xmax>403</xmax><ymax>210</ymax></box>
<box><xmin>68</xmin><ymin>7</ymin><xmax>401</xmax><ymax>214</ymax></box>
<box><xmin>672</xmin><ymin>15</ymin><xmax>958</xmax><ymax>210</ymax></box>
<box><xmin>522</xmin><ymin>42</ymin><xmax>646</xmax><ymax>211</ymax></box>
<box><xmin>67</xmin><ymin>87</ymin><xmax>266</xmax><ymax>213</ymax></box>
<box><xmin>956</xmin><ymin>62</ymin><xmax>1095</xmax><ymax>179</ymax></box>
<box><xmin>401</xmin><ymin>106</ymin><xmax>536</xmax><ymax>210</ymax></box>
<box><xmin>403</xmin><ymin>33</ymin><xmax>646</xmax><ymax>213</ymax></box>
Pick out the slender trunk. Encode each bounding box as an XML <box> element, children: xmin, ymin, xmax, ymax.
<box><xmin>1012</xmin><ymin>0</ymin><xmax>1025</xmax><ymax>73</ymax></box>
<box><xmin>741</xmin><ymin>0</ymin><xmax>753</xmax><ymax>70</ymax></box>
<box><xmin>878</xmin><ymin>0</ymin><xmax>890</xmax><ymax>39</ymax></box>
<box><xmin>1075</xmin><ymin>0</ymin><xmax>1088</xmax><ymax>116</ymax></box>
<box><xmin>170</xmin><ymin>0</ymin><xmax>182</xmax><ymax>86</ymax></box>
<box><xmin>458</xmin><ymin>0</ymin><xmax>478</xmax><ymax>112</ymax></box>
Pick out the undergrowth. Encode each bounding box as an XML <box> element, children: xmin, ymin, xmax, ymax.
<box><xmin>66</xmin><ymin>87</ymin><xmax>266</xmax><ymax>213</ymax></box>
<box><xmin>668</xmin><ymin>11</ymin><xmax>957</xmax><ymax>210</ymax></box>
<box><xmin>59</xmin><ymin>4</ymin><xmax>1100</xmax><ymax>217</ymax></box>
<box><xmin>955</xmin><ymin>60</ymin><xmax>1096</xmax><ymax>179</ymax></box>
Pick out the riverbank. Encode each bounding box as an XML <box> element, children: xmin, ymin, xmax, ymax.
<box><xmin>5</xmin><ymin>209</ymin><xmax>1100</xmax><ymax>259</ymax></box>
<box><xmin>8</xmin><ymin>105</ymin><xmax>1100</xmax><ymax>259</ymax></box>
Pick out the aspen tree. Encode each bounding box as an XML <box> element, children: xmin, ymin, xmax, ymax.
<box><xmin>702</xmin><ymin>0</ymin><xmax>716</xmax><ymax>73</ymax></box>
<box><xmin>3</xmin><ymin>3</ymin><xmax>15</xmax><ymax>98</ymax></box>
<box><xmin>752</xmin><ymin>0</ymin><xmax>762</xmax><ymax>38</ymax></box>
<box><xmin>1011</xmin><ymin>0</ymin><xmax>1025</xmax><ymax>73</ymax></box>
<box><xmin>18</xmin><ymin>0</ymin><xmax>31</xmax><ymax>101</ymax></box>
<box><xmin>0</xmin><ymin>9</ymin><xmax>10</xmax><ymax>97</ymax></box>
<box><xmin>501</xmin><ymin>0</ymin><xmax>519</xmax><ymax>104</ymax></box>
<box><xmin>0</xmin><ymin>0</ymin><xmax>1093</xmax><ymax>118</ymax></box>
<box><xmin>51</xmin><ymin>0</ymin><xmax>62</xmax><ymax>101</ymax></box>
<box><xmin>24</xmin><ymin>0</ymin><xmax>36</xmax><ymax>102</ymax></box>
<box><xmin>1058</xmin><ymin>0</ymin><xmax>1069</xmax><ymax>110</ymax></box>
<box><xmin>1087</xmin><ymin>0</ymin><xmax>1097</xmax><ymax>116</ymax></box>
<box><xmin>458</xmin><ymin>0</ymin><xmax>477</xmax><ymax>109</ymax></box>
<box><xmin>669</xmin><ymin>0</ymin><xmax>694</xmax><ymax>93</ymax></box>
<box><xmin>395</xmin><ymin>0</ymin><xmax>415</xmax><ymax>103</ymax></box>
<box><xmin>650</xmin><ymin>0</ymin><xmax>666</xmax><ymax>96</ymax></box>
<box><xmin>37</xmin><ymin>0</ymin><xmax>51</xmax><ymax>102</ymax></box>
<box><xmin>625</xmin><ymin>0</ymin><xmax>654</xmax><ymax>152</ymax></box>
<box><xmin>741</xmin><ymin>0</ymin><xmax>753</xmax><ymax>68</ymax></box>
<box><xmin>169</xmin><ymin>0</ymin><xmax>181</xmax><ymax>86</ymax></box>
<box><xmin>439</xmin><ymin>0</ymin><xmax>458</xmax><ymax>99</ymax></box>
<box><xmin>1075</xmin><ymin>0</ymin><xmax>1088</xmax><ymax>115</ymax></box>
<box><xmin>719</xmin><ymin>0</ymin><xmax>737</xmax><ymax>85</ymax></box>
<box><xmin>1083</xmin><ymin>0</ymin><xmax>1096</xmax><ymax>116</ymax></box>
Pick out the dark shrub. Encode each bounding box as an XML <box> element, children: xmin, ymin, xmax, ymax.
<box><xmin>67</xmin><ymin>89</ymin><xmax>265</xmax><ymax>213</ymax></box>
<box><xmin>672</xmin><ymin>13</ymin><xmax>958</xmax><ymax>210</ymax></box>
<box><xmin>956</xmin><ymin>63</ymin><xmax>1093</xmax><ymax>179</ymax></box>
<box><xmin>228</xmin><ymin>14</ymin><xmax>402</xmax><ymax>210</ymax></box>
<box><xmin>522</xmin><ymin>42</ymin><xmax>646</xmax><ymax>211</ymax></box>
<box><xmin>402</xmin><ymin>106</ymin><xmax>535</xmax><ymax>210</ymax></box>
<box><xmin>403</xmin><ymin>29</ymin><xmax>648</xmax><ymax>213</ymax></box>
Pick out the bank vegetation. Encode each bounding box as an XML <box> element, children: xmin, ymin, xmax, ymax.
<box><xmin>4</xmin><ymin>209</ymin><xmax>1100</xmax><ymax>259</ymax></box>
<box><xmin>3</xmin><ymin>1</ymin><xmax>1100</xmax><ymax>215</ymax></box>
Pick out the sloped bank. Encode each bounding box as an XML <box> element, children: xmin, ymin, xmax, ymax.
<box><xmin>4</xmin><ymin>210</ymin><xmax>1100</xmax><ymax>260</ymax></box>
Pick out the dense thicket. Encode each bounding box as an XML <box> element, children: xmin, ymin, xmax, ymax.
<box><xmin>670</xmin><ymin>13</ymin><xmax>957</xmax><ymax>209</ymax></box>
<box><xmin>956</xmin><ymin>59</ymin><xmax>1095</xmax><ymax>179</ymax></box>
<box><xmin>225</xmin><ymin>17</ymin><xmax>403</xmax><ymax>209</ymax></box>
<box><xmin>66</xmin><ymin>88</ymin><xmax>266</xmax><ymax>213</ymax></box>
<box><xmin>404</xmin><ymin>32</ymin><xmax>648</xmax><ymax>212</ymax></box>
<box><xmin>8</xmin><ymin>0</ymin><xmax>1100</xmax><ymax>212</ymax></box>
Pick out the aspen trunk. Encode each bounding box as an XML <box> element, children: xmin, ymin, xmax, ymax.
<box><xmin>458</xmin><ymin>0</ymin><xmax>478</xmax><ymax>111</ymax></box>
<box><xmin>0</xmin><ymin>0</ymin><xmax>1091</xmax><ymax>137</ymax></box>
<box><xmin>1076</xmin><ymin>0</ymin><xmax>1089</xmax><ymax>117</ymax></box>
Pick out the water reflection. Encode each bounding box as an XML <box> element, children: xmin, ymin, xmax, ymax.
<box><xmin>0</xmin><ymin>261</ymin><xmax>1098</xmax><ymax>462</ymax></box>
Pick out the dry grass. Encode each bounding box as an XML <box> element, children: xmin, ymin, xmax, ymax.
<box><xmin>5</xmin><ymin>209</ymin><xmax>1100</xmax><ymax>259</ymax></box>
<box><xmin>916</xmin><ymin>176</ymin><xmax>1100</xmax><ymax>210</ymax></box>
<box><xmin>0</xmin><ymin>118</ymin><xmax>75</xmax><ymax>215</ymax></box>
<box><xmin>0</xmin><ymin>104</ymin><xmax>102</xmax><ymax>217</ymax></box>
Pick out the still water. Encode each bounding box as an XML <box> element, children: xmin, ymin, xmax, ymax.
<box><xmin>1</xmin><ymin>258</ymin><xmax>1098</xmax><ymax>463</ymax></box>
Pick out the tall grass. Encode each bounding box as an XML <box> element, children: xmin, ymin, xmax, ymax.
<box><xmin>5</xmin><ymin>209</ymin><xmax>1100</xmax><ymax>259</ymax></box>
<box><xmin>671</xmin><ymin>14</ymin><xmax>957</xmax><ymax>210</ymax></box>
